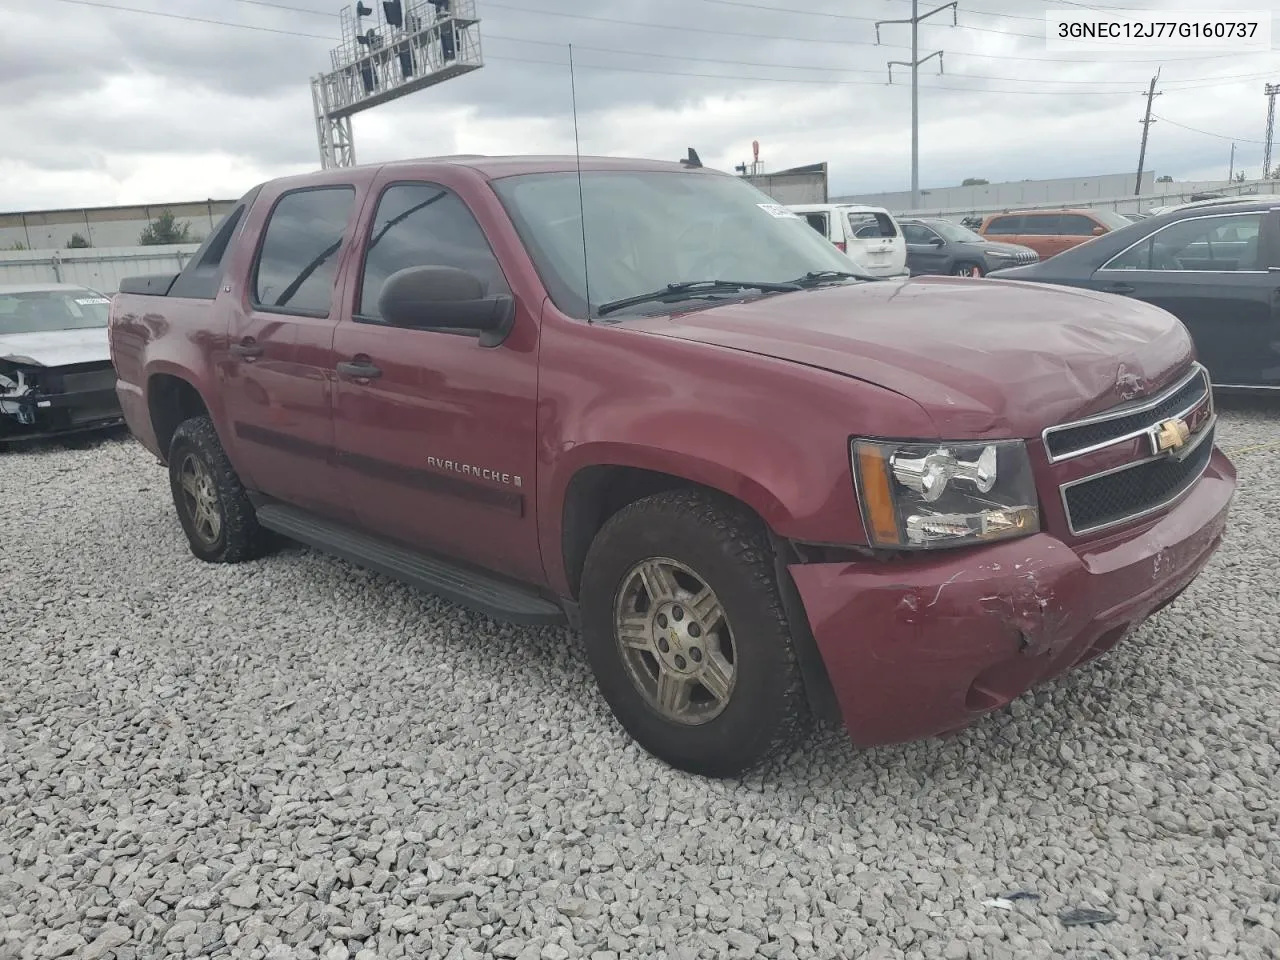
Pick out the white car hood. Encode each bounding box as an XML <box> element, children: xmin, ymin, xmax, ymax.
<box><xmin>0</xmin><ymin>327</ymin><xmax>110</xmax><ymax>367</ymax></box>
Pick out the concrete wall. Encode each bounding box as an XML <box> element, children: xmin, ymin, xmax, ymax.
<box><xmin>834</xmin><ymin>173</ymin><xmax>1280</xmax><ymax>218</ymax></box>
<box><xmin>0</xmin><ymin>199</ymin><xmax>237</xmax><ymax>252</ymax></box>
<box><xmin>0</xmin><ymin>244</ymin><xmax>203</xmax><ymax>294</ymax></box>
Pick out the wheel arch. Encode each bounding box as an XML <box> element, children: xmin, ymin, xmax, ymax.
<box><xmin>146</xmin><ymin>370</ymin><xmax>212</xmax><ymax>463</ymax></box>
<box><xmin>558</xmin><ymin>461</ymin><xmax>843</xmax><ymax>726</ymax></box>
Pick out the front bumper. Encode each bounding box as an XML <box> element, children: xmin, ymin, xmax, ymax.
<box><xmin>0</xmin><ymin>362</ymin><xmax>123</xmax><ymax>442</ymax></box>
<box><xmin>790</xmin><ymin>447</ymin><xmax>1236</xmax><ymax>748</ymax></box>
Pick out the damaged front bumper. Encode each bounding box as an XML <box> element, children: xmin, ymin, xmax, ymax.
<box><xmin>0</xmin><ymin>358</ymin><xmax>123</xmax><ymax>442</ymax></box>
<box><xmin>790</xmin><ymin>447</ymin><xmax>1236</xmax><ymax>748</ymax></box>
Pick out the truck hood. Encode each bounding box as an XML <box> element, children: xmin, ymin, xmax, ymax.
<box><xmin>632</xmin><ymin>276</ymin><xmax>1193</xmax><ymax>437</ymax></box>
<box><xmin>0</xmin><ymin>327</ymin><xmax>110</xmax><ymax>367</ymax></box>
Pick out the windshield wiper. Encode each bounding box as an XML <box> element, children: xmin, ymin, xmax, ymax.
<box><xmin>790</xmin><ymin>270</ymin><xmax>883</xmax><ymax>286</ymax></box>
<box><xmin>595</xmin><ymin>279</ymin><xmax>802</xmax><ymax>317</ymax></box>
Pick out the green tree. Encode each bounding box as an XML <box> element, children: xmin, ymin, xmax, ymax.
<box><xmin>961</xmin><ymin>177</ymin><xmax>989</xmax><ymax>186</ymax></box>
<box><xmin>66</xmin><ymin>233</ymin><xmax>92</xmax><ymax>248</ymax></box>
<box><xmin>138</xmin><ymin>210</ymin><xmax>192</xmax><ymax>245</ymax></box>
<box><xmin>1157</xmin><ymin>175</ymin><xmax>1173</xmax><ymax>182</ymax></box>
<box><xmin>5</xmin><ymin>241</ymin><xmax>27</xmax><ymax>250</ymax></box>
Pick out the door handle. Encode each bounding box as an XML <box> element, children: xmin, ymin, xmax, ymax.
<box><xmin>229</xmin><ymin>339</ymin><xmax>263</xmax><ymax>360</ymax></box>
<box><xmin>1105</xmin><ymin>283</ymin><xmax>1135</xmax><ymax>294</ymax></box>
<box><xmin>336</xmin><ymin>359</ymin><xmax>382</xmax><ymax>380</ymax></box>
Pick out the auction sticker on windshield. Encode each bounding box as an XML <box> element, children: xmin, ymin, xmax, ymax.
<box><xmin>757</xmin><ymin>203</ymin><xmax>801</xmax><ymax>219</ymax></box>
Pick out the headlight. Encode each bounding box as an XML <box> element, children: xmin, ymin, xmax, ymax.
<box><xmin>983</xmin><ymin>248</ymin><xmax>1016</xmax><ymax>258</ymax></box>
<box><xmin>851</xmin><ymin>439</ymin><xmax>1040</xmax><ymax>548</ymax></box>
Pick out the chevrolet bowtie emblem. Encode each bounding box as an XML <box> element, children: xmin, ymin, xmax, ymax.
<box><xmin>1154</xmin><ymin>417</ymin><xmax>1191</xmax><ymax>454</ymax></box>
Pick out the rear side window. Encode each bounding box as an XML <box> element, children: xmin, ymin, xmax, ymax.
<box><xmin>984</xmin><ymin>216</ymin><xmax>1022</xmax><ymax>235</ymax></box>
<box><xmin>357</xmin><ymin>181</ymin><xmax>510</xmax><ymax>323</ymax></box>
<box><xmin>1058</xmin><ymin>214</ymin><xmax>1100</xmax><ymax>236</ymax></box>
<box><xmin>252</xmin><ymin>186</ymin><xmax>356</xmax><ymax>316</ymax></box>
<box><xmin>848</xmin><ymin>212</ymin><xmax>897</xmax><ymax>238</ymax></box>
<box><xmin>801</xmin><ymin>212</ymin><xmax>829</xmax><ymax>238</ymax></box>
<box><xmin>168</xmin><ymin>196</ymin><xmax>255</xmax><ymax>300</ymax></box>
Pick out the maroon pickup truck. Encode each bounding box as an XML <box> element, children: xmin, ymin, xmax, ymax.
<box><xmin>108</xmin><ymin>155</ymin><xmax>1236</xmax><ymax>777</ymax></box>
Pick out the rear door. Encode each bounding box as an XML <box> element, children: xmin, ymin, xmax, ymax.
<box><xmin>220</xmin><ymin>181</ymin><xmax>367</xmax><ymax>523</ymax></box>
<box><xmin>844</xmin><ymin>209</ymin><xmax>906</xmax><ymax>277</ymax></box>
<box><xmin>982</xmin><ymin>214</ymin><xmax>1024</xmax><ymax>248</ymax></box>
<box><xmin>1092</xmin><ymin>208</ymin><xmax>1280</xmax><ymax>387</ymax></box>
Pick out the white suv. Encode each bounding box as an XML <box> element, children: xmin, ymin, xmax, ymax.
<box><xmin>787</xmin><ymin>203</ymin><xmax>909</xmax><ymax>278</ymax></box>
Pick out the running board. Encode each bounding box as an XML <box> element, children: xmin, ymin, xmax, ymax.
<box><xmin>255</xmin><ymin>502</ymin><xmax>566</xmax><ymax>627</ymax></box>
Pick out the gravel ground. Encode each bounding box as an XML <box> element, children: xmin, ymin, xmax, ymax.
<box><xmin>1</xmin><ymin>402</ymin><xmax>1278</xmax><ymax>960</ymax></box>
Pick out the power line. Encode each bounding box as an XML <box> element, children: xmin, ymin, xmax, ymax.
<box><xmin>1150</xmin><ymin>114</ymin><xmax>1271</xmax><ymax>145</ymax></box>
<box><xmin>45</xmin><ymin>0</ymin><xmax>336</xmax><ymax>40</ymax></box>
<box><xmin>37</xmin><ymin>0</ymin><xmax>1277</xmax><ymax>99</ymax></box>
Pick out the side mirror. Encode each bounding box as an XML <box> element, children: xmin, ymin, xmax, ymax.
<box><xmin>377</xmin><ymin>265</ymin><xmax>515</xmax><ymax>347</ymax></box>
<box><xmin>1092</xmin><ymin>225</ymin><xmax>1106</xmax><ymax>236</ymax></box>
<box><xmin>930</xmin><ymin>237</ymin><xmax>946</xmax><ymax>247</ymax></box>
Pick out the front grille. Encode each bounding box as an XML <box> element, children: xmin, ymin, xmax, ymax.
<box><xmin>1043</xmin><ymin>364</ymin><xmax>1210</xmax><ymax>462</ymax></box>
<box><xmin>1061</xmin><ymin>423</ymin><xmax>1215</xmax><ymax>535</ymax></box>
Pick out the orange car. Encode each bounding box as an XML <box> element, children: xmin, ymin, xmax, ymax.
<box><xmin>978</xmin><ymin>208</ymin><xmax>1133</xmax><ymax>260</ymax></box>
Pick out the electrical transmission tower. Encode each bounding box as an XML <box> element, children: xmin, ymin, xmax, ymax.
<box><xmin>875</xmin><ymin>1</ymin><xmax>957</xmax><ymax>211</ymax></box>
<box><xmin>1134</xmin><ymin>68</ymin><xmax>1162</xmax><ymax>195</ymax></box>
<box><xmin>1264</xmin><ymin>83</ymin><xmax>1279</xmax><ymax>180</ymax></box>
<box><xmin>311</xmin><ymin>0</ymin><xmax>485</xmax><ymax>169</ymax></box>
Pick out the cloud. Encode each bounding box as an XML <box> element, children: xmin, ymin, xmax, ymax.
<box><xmin>0</xmin><ymin>0</ymin><xmax>1274</xmax><ymax>210</ymax></box>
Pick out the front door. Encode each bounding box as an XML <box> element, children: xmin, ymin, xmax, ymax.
<box><xmin>331</xmin><ymin>175</ymin><xmax>544</xmax><ymax>586</ymax></box>
<box><xmin>221</xmin><ymin>183</ymin><xmax>363</xmax><ymax>522</ymax></box>
<box><xmin>1091</xmin><ymin>209</ymin><xmax>1280</xmax><ymax>387</ymax></box>
<box><xmin>901</xmin><ymin>222</ymin><xmax>947</xmax><ymax>275</ymax></box>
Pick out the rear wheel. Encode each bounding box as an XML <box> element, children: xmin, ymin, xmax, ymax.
<box><xmin>167</xmin><ymin>415</ymin><xmax>273</xmax><ymax>563</ymax></box>
<box><xmin>579</xmin><ymin>489</ymin><xmax>809</xmax><ymax>777</ymax></box>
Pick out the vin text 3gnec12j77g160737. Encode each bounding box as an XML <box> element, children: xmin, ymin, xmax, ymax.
<box><xmin>107</xmin><ymin>154</ymin><xmax>1235</xmax><ymax>778</ymax></box>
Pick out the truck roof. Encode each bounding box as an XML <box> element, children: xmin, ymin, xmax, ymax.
<box><xmin>258</xmin><ymin>154</ymin><xmax>717</xmax><ymax>193</ymax></box>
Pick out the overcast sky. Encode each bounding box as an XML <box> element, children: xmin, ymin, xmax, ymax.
<box><xmin>0</xmin><ymin>0</ymin><xmax>1276</xmax><ymax>210</ymax></box>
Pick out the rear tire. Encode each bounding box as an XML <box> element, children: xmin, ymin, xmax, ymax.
<box><xmin>579</xmin><ymin>489</ymin><xmax>810</xmax><ymax>777</ymax></box>
<box><xmin>167</xmin><ymin>415</ymin><xmax>273</xmax><ymax>563</ymax></box>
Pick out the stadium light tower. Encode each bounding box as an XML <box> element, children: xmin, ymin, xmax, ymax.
<box><xmin>310</xmin><ymin>0</ymin><xmax>485</xmax><ymax>169</ymax></box>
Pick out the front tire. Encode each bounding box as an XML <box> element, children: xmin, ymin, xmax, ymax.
<box><xmin>579</xmin><ymin>490</ymin><xmax>809</xmax><ymax>777</ymax></box>
<box><xmin>167</xmin><ymin>415</ymin><xmax>273</xmax><ymax>563</ymax></box>
<box><xmin>953</xmin><ymin>262</ymin><xmax>984</xmax><ymax>277</ymax></box>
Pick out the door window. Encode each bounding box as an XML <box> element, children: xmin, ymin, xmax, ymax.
<box><xmin>847</xmin><ymin>211</ymin><xmax>898</xmax><ymax>238</ymax></box>
<box><xmin>1102</xmin><ymin>213</ymin><xmax>1264</xmax><ymax>271</ymax></box>
<box><xmin>252</xmin><ymin>186</ymin><xmax>356</xmax><ymax>316</ymax></box>
<box><xmin>901</xmin><ymin>223</ymin><xmax>939</xmax><ymax>244</ymax></box>
<box><xmin>357</xmin><ymin>182</ymin><xmax>511</xmax><ymax>323</ymax></box>
<box><xmin>1057</xmin><ymin>214</ymin><xmax>1101</xmax><ymax>236</ymax></box>
<box><xmin>1020</xmin><ymin>215</ymin><xmax>1061</xmax><ymax>236</ymax></box>
<box><xmin>983</xmin><ymin>216</ymin><xmax>1022</xmax><ymax>235</ymax></box>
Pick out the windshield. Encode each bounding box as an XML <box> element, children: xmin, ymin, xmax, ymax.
<box><xmin>0</xmin><ymin>288</ymin><xmax>110</xmax><ymax>335</ymax></box>
<box><xmin>1090</xmin><ymin>209</ymin><xmax>1135</xmax><ymax>231</ymax></box>
<box><xmin>926</xmin><ymin>220</ymin><xmax>985</xmax><ymax>243</ymax></box>
<box><xmin>490</xmin><ymin>170</ymin><xmax>858</xmax><ymax>318</ymax></box>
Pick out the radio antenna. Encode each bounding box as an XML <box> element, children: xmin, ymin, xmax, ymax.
<box><xmin>568</xmin><ymin>44</ymin><xmax>593</xmax><ymax>322</ymax></box>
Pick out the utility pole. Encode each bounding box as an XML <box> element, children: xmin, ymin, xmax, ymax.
<box><xmin>1134</xmin><ymin>68</ymin><xmax>1162</xmax><ymax>195</ymax></box>
<box><xmin>1229</xmin><ymin>142</ymin><xmax>1236</xmax><ymax>181</ymax></box>
<box><xmin>876</xmin><ymin>1</ymin><xmax>958</xmax><ymax>211</ymax></box>
<box><xmin>1264</xmin><ymin>83</ymin><xmax>1279</xmax><ymax>179</ymax></box>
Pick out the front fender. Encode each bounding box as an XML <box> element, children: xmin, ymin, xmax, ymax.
<box><xmin>535</xmin><ymin>312</ymin><xmax>937</xmax><ymax>595</ymax></box>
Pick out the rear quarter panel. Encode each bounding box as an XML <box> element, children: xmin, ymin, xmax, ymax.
<box><xmin>109</xmin><ymin>292</ymin><xmax>225</xmax><ymax>458</ymax></box>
